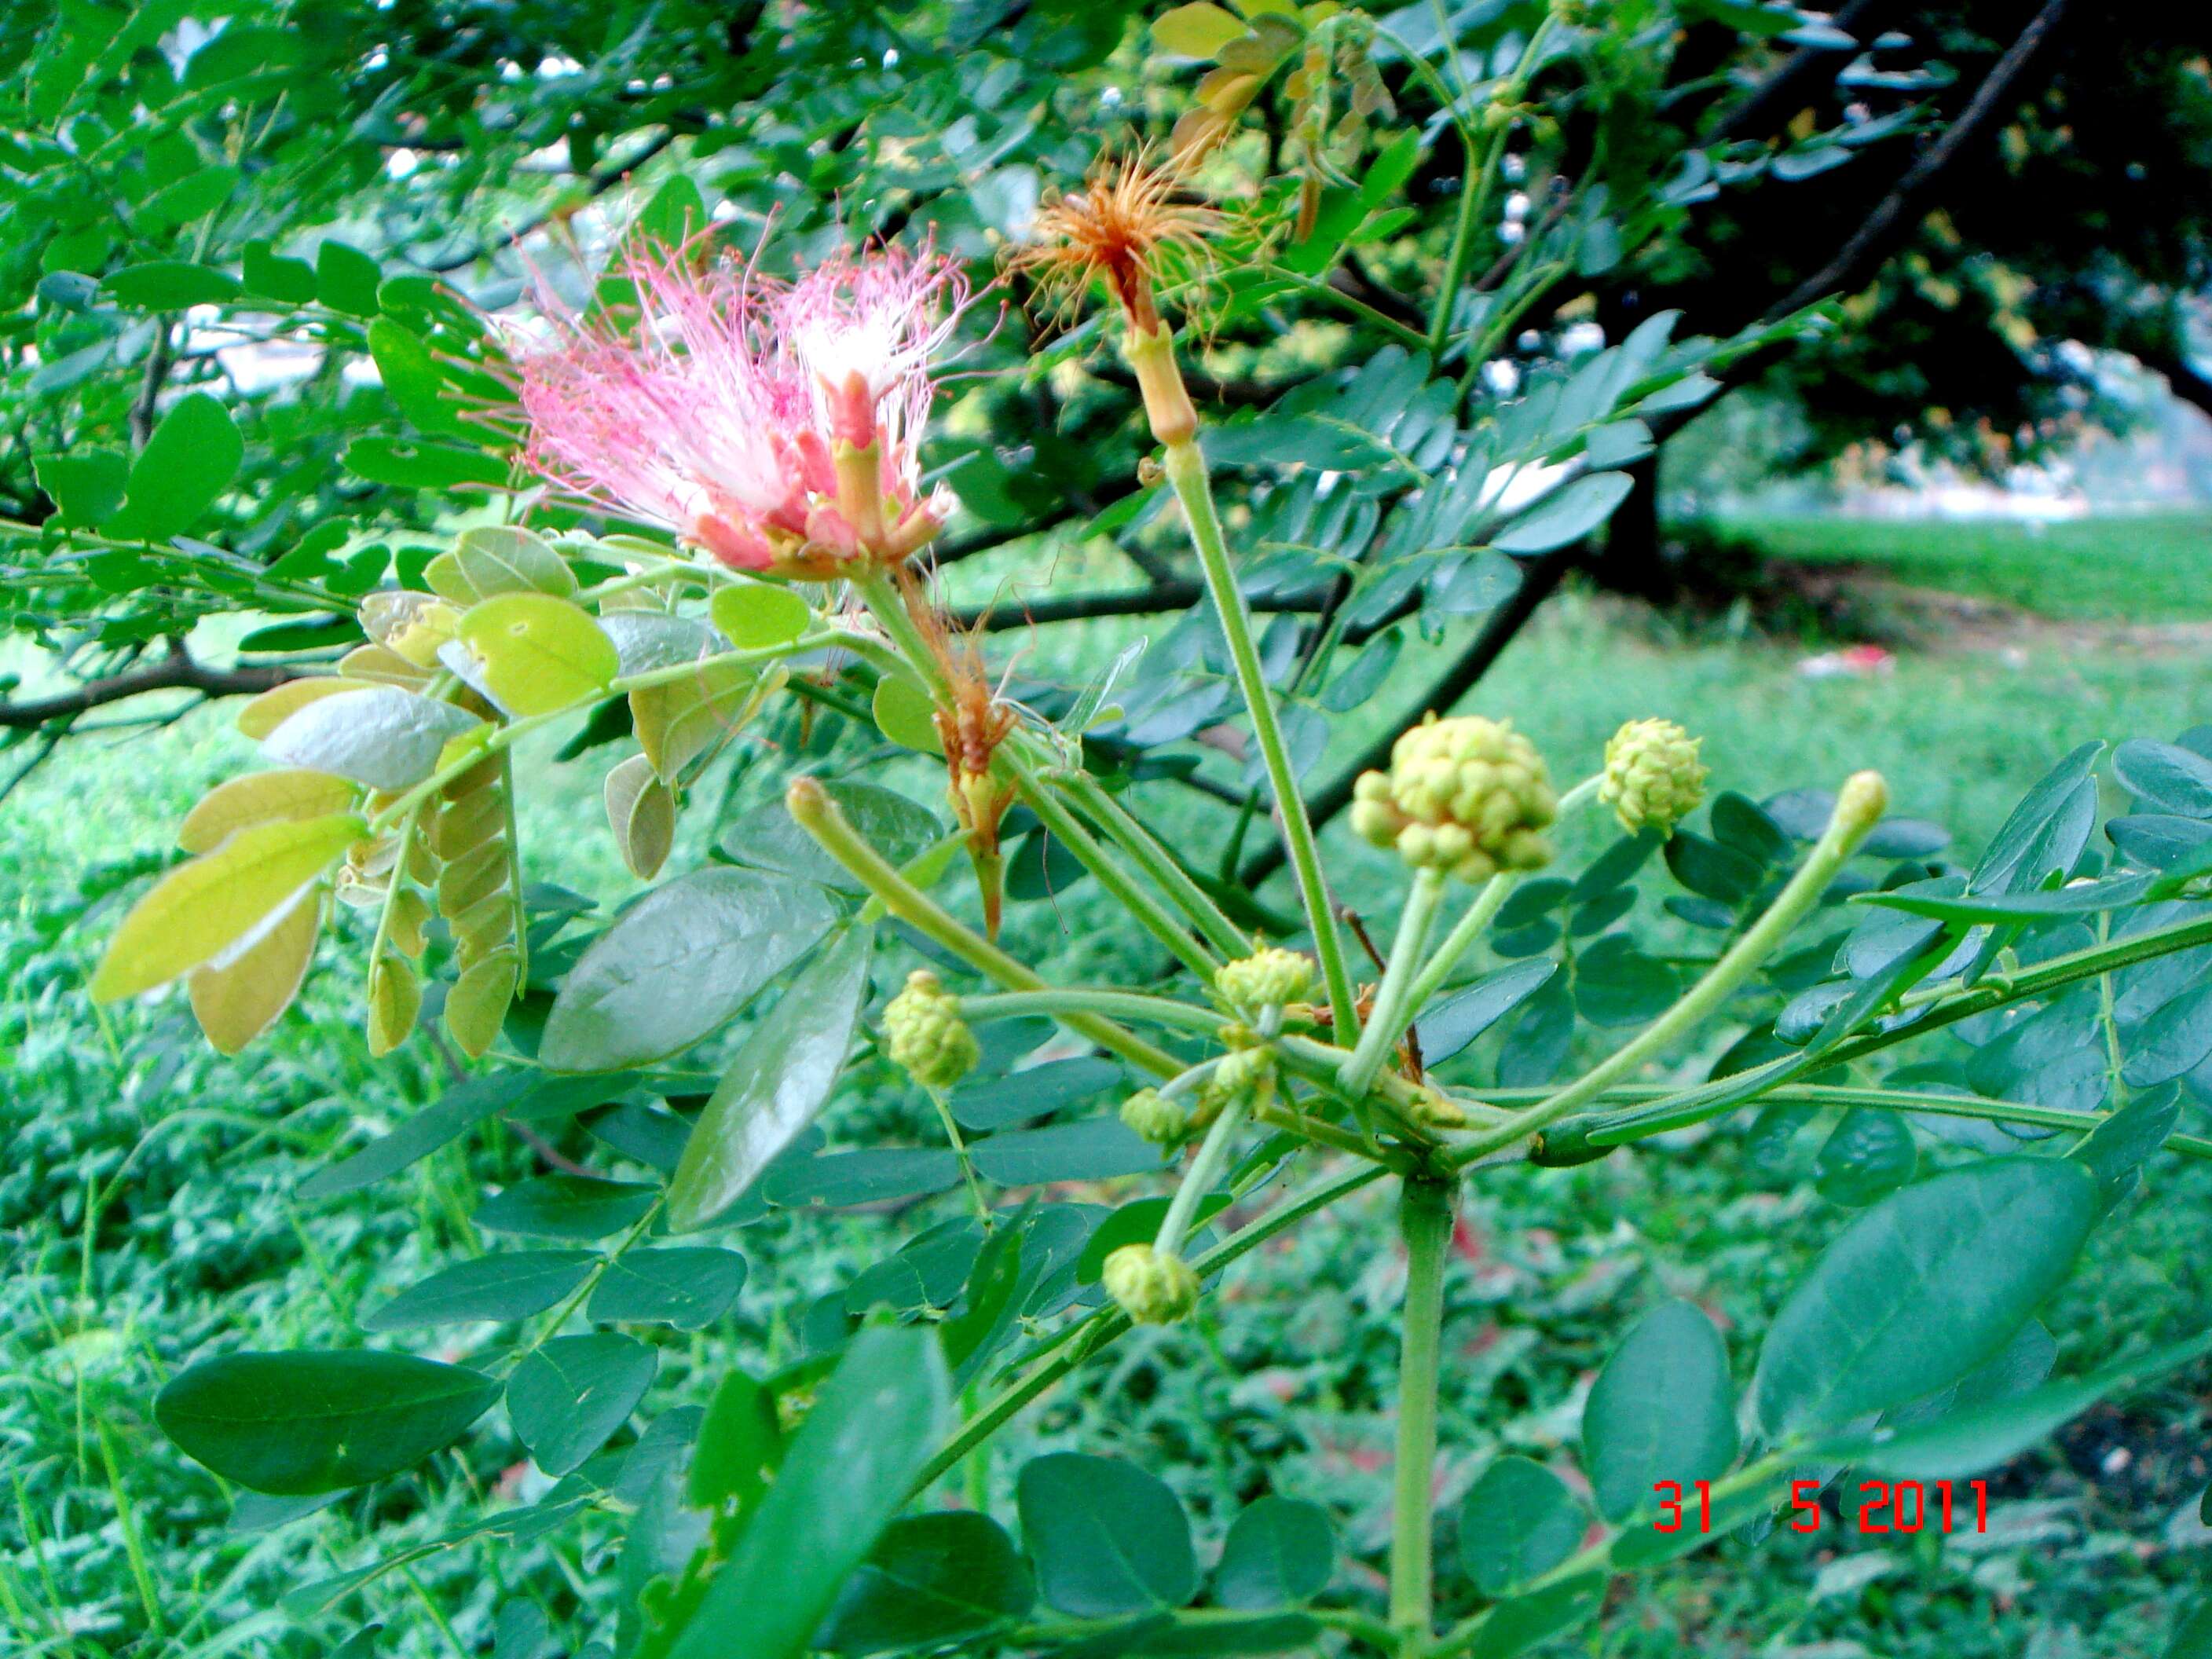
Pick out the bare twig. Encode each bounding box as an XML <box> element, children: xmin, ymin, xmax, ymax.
<box><xmin>0</xmin><ymin>643</ymin><xmax>300</xmax><ymax>731</ymax></box>
<box><xmin>1763</xmin><ymin>0</ymin><xmax>2071</xmax><ymax>321</ymax></box>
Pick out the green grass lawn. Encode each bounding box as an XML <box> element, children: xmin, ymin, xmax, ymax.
<box><xmin>1721</xmin><ymin>509</ymin><xmax>2212</xmax><ymax>622</ymax></box>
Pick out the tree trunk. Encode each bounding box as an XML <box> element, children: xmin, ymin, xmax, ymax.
<box><xmin>1584</xmin><ymin>452</ymin><xmax>1675</xmax><ymax>602</ymax></box>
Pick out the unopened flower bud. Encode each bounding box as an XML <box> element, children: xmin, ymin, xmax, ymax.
<box><xmin>1601</xmin><ymin>718</ymin><xmax>1708</xmax><ymax>835</ymax></box>
<box><xmin>1102</xmin><ymin>1243</ymin><xmax>1200</xmax><ymax>1324</ymax></box>
<box><xmin>881</xmin><ymin>969</ymin><xmax>978</xmax><ymax>1090</ymax></box>
<box><xmin>1833</xmin><ymin>771</ymin><xmax>1889</xmax><ymax>840</ymax></box>
<box><xmin>1206</xmin><ymin>1045</ymin><xmax>1276</xmax><ymax>1104</ymax></box>
<box><xmin>1351</xmin><ymin>714</ymin><xmax>1557</xmax><ymax>883</ymax></box>
<box><xmin>1120</xmin><ymin>1087</ymin><xmax>1188</xmax><ymax>1146</ymax></box>
<box><xmin>1215</xmin><ymin>947</ymin><xmax>1314</xmax><ymax>1013</ymax></box>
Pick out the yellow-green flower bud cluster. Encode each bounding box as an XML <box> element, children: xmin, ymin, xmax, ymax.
<box><xmin>881</xmin><ymin>969</ymin><xmax>978</xmax><ymax>1090</ymax></box>
<box><xmin>1350</xmin><ymin>714</ymin><xmax>1557</xmax><ymax>882</ymax></box>
<box><xmin>1601</xmin><ymin>718</ymin><xmax>1708</xmax><ymax>835</ymax></box>
<box><xmin>1214</xmin><ymin>947</ymin><xmax>1313</xmax><ymax>1013</ymax></box>
<box><xmin>1119</xmin><ymin>1087</ymin><xmax>1188</xmax><ymax>1146</ymax></box>
<box><xmin>1102</xmin><ymin>1243</ymin><xmax>1200</xmax><ymax>1324</ymax></box>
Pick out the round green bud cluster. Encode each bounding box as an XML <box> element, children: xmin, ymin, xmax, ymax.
<box><xmin>881</xmin><ymin>969</ymin><xmax>978</xmax><ymax>1090</ymax></box>
<box><xmin>1214</xmin><ymin>947</ymin><xmax>1314</xmax><ymax>1013</ymax></box>
<box><xmin>1119</xmin><ymin>1087</ymin><xmax>1188</xmax><ymax>1147</ymax></box>
<box><xmin>1350</xmin><ymin>714</ymin><xmax>1558</xmax><ymax>882</ymax></box>
<box><xmin>1102</xmin><ymin>1243</ymin><xmax>1200</xmax><ymax>1325</ymax></box>
<box><xmin>1601</xmin><ymin>718</ymin><xmax>1708</xmax><ymax>835</ymax></box>
<box><xmin>1189</xmin><ymin>1044</ymin><xmax>1276</xmax><ymax>1133</ymax></box>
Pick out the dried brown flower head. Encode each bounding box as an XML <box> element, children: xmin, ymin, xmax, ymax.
<box><xmin>1004</xmin><ymin>149</ymin><xmax>1222</xmax><ymax>334</ymax></box>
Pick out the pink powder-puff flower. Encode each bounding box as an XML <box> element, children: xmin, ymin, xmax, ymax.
<box><xmin>509</xmin><ymin>234</ymin><xmax>970</xmax><ymax>580</ymax></box>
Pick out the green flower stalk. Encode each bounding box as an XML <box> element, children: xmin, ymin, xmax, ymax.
<box><xmin>881</xmin><ymin>969</ymin><xmax>980</xmax><ymax>1090</ymax></box>
<box><xmin>1601</xmin><ymin>717</ymin><xmax>1708</xmax><ymax>835</ymax></box>
<box><xmin>1448</xmin><ymin>771</ymin><xmax>1892</xmax><ymax>1166</ymax></box>
<box><xmin>1010</xmin><ymin>151</ymin><xmax>1361</xmax><ymax>1037</ymax></box>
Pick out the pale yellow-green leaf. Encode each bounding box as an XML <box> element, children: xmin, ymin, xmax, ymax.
<box><xmin>606</xmin><ymin>754</ymin><xmax>676</xmax><ymax>880</ymax></box>
<box><xmin>366</xmin><ymin>951</ymin><xmax>421</xmax><ymax>1057</ymax></box>
<box><xmin>444</xmin><ymin>948</ymin><xmax>519</xmax><ymax>1059</ymax></box>
<box><xmin>179</xmin><ymin>769</ymin><xmax>359</xmax><ymax>855</ymax></box>
<box><xmin>1197</xmin><ymin>65</ymin><xmax>1262</xmax><ymax>114</ymax></box>
<box><xmin>188</xmin><ymin>891</ymin><xmax>321</xmax><ymax>1054</ymax></box>
<box><xmin>423</xmin><ymin>549</ymin><xmax>482</xmax><ymax>606</ymax></box>
<box><xmin>1152</xmin><ymin>1</ymin><xmax>1245</xmax><ymax>57</ymax></box>
<box><xmin>438</xmin><ymin>840</ymin><xmax>509</xmax><ymax>917</ymax></box>
<box><xmin>387</xmin><ymin>885</ymin><xmax>431</xmax><ymax>958</ymax></box>
<box><xmin>236</xmin><ymin>678</ymin><xmax>356</xmax><ymax>740</ymax></box>
<box><xmin>92</xmin><ymin>814</ymin><xmax>365</xmax><ymax>1002</ymax></box>
<box><xmin>710</xmin><ymin>581</ymin><xmax>811</xmax><ymax>649</ymax></box>
<box><xmin>433</xmin><ymin>785</ymin><xmax>503</xmax><ymax>859</ymax></box>
<box><xmin>361</xmin><ymin>591</ymin><xmax>462</xmax><ymax>667</ymax></box>
<box><xmin>456</xmin><ymin>592</ymin><xmax>620</xmax><ymax>716</ymax></box>
<box><xmin>872</xmin><ymin>673</ymin><xmax>943</xmax><ymax>755</ymax></box>
<box><xmin>339</xmin><ymin>643</ymin><xmax>434</xmax><ymax>687</ymax></box>
<box><xmin>450</xmin><ymin>889</ymin><xmax>517</xmax><ymax>964</ymax></box>
<box><xmin>454</xmin><ymin>525</ymin><xmax>577</xmax><ymax>599</ymax></box>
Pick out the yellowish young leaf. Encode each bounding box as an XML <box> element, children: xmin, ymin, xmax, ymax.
<box><xmin>366</xmin><ymin>950</ymin><xmax>422</xmax><ymax>1057</ymax></box>
<box><xmin>709</xmin><ymin>581</ymin><xmax>811</xmax><ymax>649</ymax></box>
<box><xmin>179</xmin><ymin>769</ymin><xmax>361</xmax><ymax>855</ymax></box>
<box><xmin>456</xmin><ymin>591</ymin><xmax>620</xmax><ymax>716</ymax></box>
<box><xmin>91</xmin><ymin>814</ymin><xmax>365</xmax><ymax>1002</ymax></box>
<box><xmin>235</xmin><ymin>677</ymin><xmax>356</xmax><ymax>740</ymax></box>
<box><xmin>337</xmin><ymin>643</ymin><xmax>434</xmax><ymax>687</ymax></box>
<box><xmin>1151</xmin><ymin>1</ymin><xmax>1245</xmax><ymax>57</ymax></box>
<box><xmin>444</xmin><ymin>948</ymin><xmax>519</xmax><ymax>1059</ymax></box>
<box><xmin>454</xmin><ymin>525</ymin><xmax>577</xmax><ymax>599</ymax></box>
<box><xmin>188</xmin><ymin>892</ymin><xmax>321</xmax><ymax>1054</ymax></box>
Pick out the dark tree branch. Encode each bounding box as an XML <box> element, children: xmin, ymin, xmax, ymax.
<box><xmin>2141</xmin><ymin>341</ymin><xmax>2212</xmax><ymax>421</ymax></box>
<box><xmin>1763</xmin><ymin>0</ymin><xmax>2072</xmax><ymax>322</ymax></box>
<box><xmin>0</xmin><ymin>644</ymin><xmax>300</xmax><ymax>731</ymax></box>
<box><xmin>1708</xmin><ymin>0</ymin><xmax>1897</xmax><ymax>144</ymax></box>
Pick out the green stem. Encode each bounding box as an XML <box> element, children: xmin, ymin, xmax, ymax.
<box><xmin>961</xmin><ymin>988</ymin><xmax>1225</xmax><ymax>1035</ymax></box>
<box><xmin>925</xmin><ymin>1087</ymin><xmax>991</xmax><ymax>1224</ymax></box>
<box><xmin>1390</xmin><ymin>1178</ymin><xmax>1454</xmax><ymax>1657</ymax></box>
<box><xmin>1448</xmin><ymin>775</ymin><xmax>1888</xmax><ymax>1166</ymax></box>
<box><xmin>1055</xmin><ymin>767</ymin><xmax>1251</xmax><ymax>961</ymax></box>
<box><xmin>909</xmin><ymin>1159</ymin><xmax>1386</xmax><ymax>1496</ymax></box>
<box><xmin>1341</xmin><ymin>867</ymin><xmax>1449</xmax><ymax>1098</ymax></box>
<box><xmin>1155</xmin><ymin>1090</ymin><xmax>1254</xmax><ymax>1258</ymax></box>
<box><xmin>1574</xmin><ymin>1082</ymin><xmax>2212</xmax><ymax>1159</ymax></box>
<box><xmin>366</xmin><ymin>628</ymin><xmax>851</xmax><ymax>833</ymax></box>
<box><xmin>1010</xmin><ymin>765</ymin><xmax>1222</xmax><ymax>979</ymax></box>
<box><xmin>1161</xmin><ymin>438</ymin><xmax>1361</xmax><ymax>1037</ymax></box>
<box><xmin>786</xmin><ymin>778</ymin><xmax>1183</xmax><ymax>1077</ymax></box>
<box><xmin>1399</xmin><ymin>775</ymin><xmax>1602</xmax><ymax>1020</ymax></box>
<box><xmin>848</xmin><ymin>569</ymin><xmax>946</xmax><ymax>692</ymax></box>
<box><xmin>1430</xmin><ymin>125</ymin><xmax>1508</xmax><ymax>356</ymax></box>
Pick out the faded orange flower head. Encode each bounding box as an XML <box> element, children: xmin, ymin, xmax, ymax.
<box><xmin>1005</xmin><ymin>150</ymin><xmax>1221</xmax><ymax>334</ymax></box>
